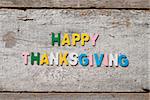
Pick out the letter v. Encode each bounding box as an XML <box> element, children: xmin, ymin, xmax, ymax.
<box><xmin>94</xmin><ymin>53</ymin><xmax>104</xmax><ymax>67</ymax></box>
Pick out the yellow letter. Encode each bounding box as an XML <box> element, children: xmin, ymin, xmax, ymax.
<box><xmin>81</xmin><ymin>33</ymin><xmax>90</xmax><ymax>46</ymax></box>
<box><xmin>59</xmin><ymin>52</ymin><xmax>69</xmax><ymax>66</ymax></box>
<box><xmin>61</xmin><ymin>33</ymin><xmax>71</xmax><ymax>46</ymax></box>
<box><xmin>40</xmin><ymin>53</ymin><xmax>49</xmax><ymax>65</ymax></box>
<box><xmin>72</xmin><ymin>33</ymin><xmax>80</xmax><ymax>46</ymax></box>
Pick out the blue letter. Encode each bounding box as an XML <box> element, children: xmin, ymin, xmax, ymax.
<box><xmin>79</xmin><ymin>54</ymin><xmax>89</xmax><ymax>66</ymax></box>
<box><xmin>118</xmin><ymin>54</ymin><xmax>129</xmax><ymax>67</ymax></box>
<box><xmin>94</xmin><ymin>53</ymin><xmax>104</xmax><ymax>67</ymax></box>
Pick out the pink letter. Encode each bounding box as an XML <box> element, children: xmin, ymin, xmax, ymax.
<box><xmin>88</xmin><ymin>54</ymin><xmax>93</xmax><ymax>67</ymax></box>
<box><xmin>104</xmin><ymin>53</ymin><xmax>108</xmax><ymax>67</ymax></box>
<box><xmin>92</xmin><ymin>34</ymin><xmax>99</xmax><ymax>46</ymax></box>
<box><xmin>22</xmin><ymin>52</ymin><xmax>30</xmax><ymax>65</ymax></box>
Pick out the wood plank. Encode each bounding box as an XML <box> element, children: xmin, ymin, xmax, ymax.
<box><xmin>0</xmin><ymin>0</ymin><xmax>149</xmax><ymax>8</ymax></box>
<box><xmin>0</xmin><ymin>93</ymin><xmax>149</xmax><ymax>100</ymax></box>
<box><xmin>0</xmin><ymin>9</ymin><xmax>149</xmax><ymax>92</ymax></box>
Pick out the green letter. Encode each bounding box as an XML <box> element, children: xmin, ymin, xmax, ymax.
<box><xmin>31</xmin><ymin>52</ymin><xmax>40</xmax><ymax>65</ymax></box>
<box><xmin>52</xmin><ymin>32</ymin><xmax>60</xmax><ymax>46</ymax></box>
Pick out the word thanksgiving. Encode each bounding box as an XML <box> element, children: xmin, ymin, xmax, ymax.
<box><xmin>22</xmin><ymin>32</ymin><xmax>129</xmax><ymax>67</ymax></box>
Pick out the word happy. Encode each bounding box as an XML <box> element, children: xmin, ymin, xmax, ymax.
<box><xmin>22</xmin><ymin>32</ymin><xmax>129</xmax><ymax>67</ymax></box>
<box><xmin>51</xmin><ymin>32</ymin><xmax>99</xmax><ymax>46</ymax></box>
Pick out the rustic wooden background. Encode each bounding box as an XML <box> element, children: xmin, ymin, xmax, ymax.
<box><xmin>0</xmin><ymin>0</ymin><xmax>149</xmax><ymax>99</ymax></box>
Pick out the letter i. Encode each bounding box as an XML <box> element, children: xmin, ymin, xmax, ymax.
<box><xmin>104</xmin><ymin>53</ymin><xmax>108</xmax><ymax>67</ymax></box>
<box><xmin>88</xmin><ymin>54</ymin><xmax>93</xmax><ymax>67</ymax></box>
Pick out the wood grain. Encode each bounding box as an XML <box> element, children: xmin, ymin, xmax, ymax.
<box><xmin>0</xmin><ymin>9</ymin><xmax>149</xmax><ymax>92</ymax></box>
<box><xmin>0</xmin><ymin>93</ymin><xmax>149</xmax><ymax>100</ymax></box>
<box><xmin>0</xmin><ymin>0</ymin><xmax>149</xmax><ymax>8</ymax></box>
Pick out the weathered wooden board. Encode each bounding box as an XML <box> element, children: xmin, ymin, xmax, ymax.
<box><xmin>0</xmin><ymin>0</ymin><xmax>149</xmax><ymax>8</ymax></box>
<box><xmin>0</xmin><ymin>93</ymin><xmax>149</xmax><ymax>100</ymax></box>
<box><xmin>0</xmin><ymin>9</ymin><xmax>149</xmax><ymax>92</ymax></box>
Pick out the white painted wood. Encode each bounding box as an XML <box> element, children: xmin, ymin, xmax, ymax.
<box><xmin>0</xmin><ymin>9</ymin><xmax>149</xmax><ymax>92</ymax></box>
<box><xmin>0</xmin><ymin>0</ymin><xmax>149</xmax><ymax>8</ymax></box>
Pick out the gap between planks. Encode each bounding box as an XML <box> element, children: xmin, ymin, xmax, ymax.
<box><xmin>0</xmin><ymin>7</ymin><xmax>149</xmax><ymax>11</ymax></box>
<box><xmin>0</xmin><ymin>91</ymin><xmax>149</xmax><ymax>93</ymax></box>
